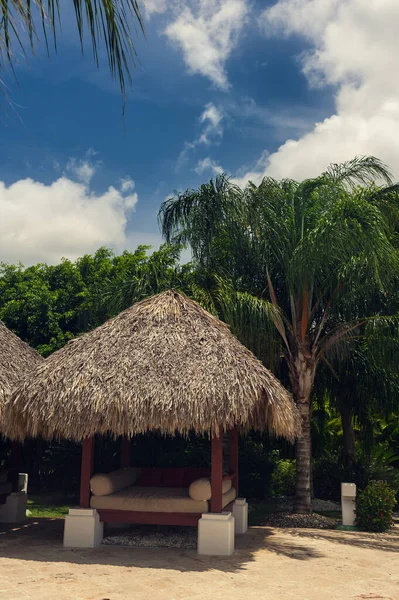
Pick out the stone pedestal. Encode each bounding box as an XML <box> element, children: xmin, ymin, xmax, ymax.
<box><xmin>232</xmin><ymin>498</ymin><xmax>248</xmax><ymax>534</ymax></box>
<box><xmin>63</xmin><ymin>508</ymin><xmax>104</xmax><ymax>548</ymax></box>
<box><xmin>0</xmin><ymin>492</ymin><xmax>27</xmax><ymax>523</ymax></box>
<box><xmin>198</xmin><ymin>512</ymin><xmax>235</xmax><ymax>556</ymax></box>
<box><xmin>341</xmin><ymin>482</ymin><xmax>356</xmax><ymax>526</ymax></box>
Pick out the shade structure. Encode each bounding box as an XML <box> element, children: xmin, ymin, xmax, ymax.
<box><xmin>0</xmin><ymin>321</ymin><xmax>43</xmax><ymax>428</ymax></box>
<box><xmin>2</xmin><ymin>290</ymin><xmax>300</xmax><ymax>442</ymax></box>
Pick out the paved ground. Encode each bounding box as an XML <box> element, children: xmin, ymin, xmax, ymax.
<box><xmin>0</xmin><ymin>518</ymin><xmax>398</xmax><ymax>600</ymax></box>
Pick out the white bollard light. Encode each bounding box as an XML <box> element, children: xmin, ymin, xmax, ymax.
<box><xmin>341</xmin><ymin>482</ymin><xmax>356</xmax><ymax>526</ymax></box>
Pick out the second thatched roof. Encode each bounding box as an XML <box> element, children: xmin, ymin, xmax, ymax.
<box><xmin>0</xmin><ymin>321</ymin><xmax>43</xmax><ymax>426</ymax></box>
<box><xmin>2</xmin><ymin>290</ymin><xmax>300</xmax><ymax>442</ymax></box>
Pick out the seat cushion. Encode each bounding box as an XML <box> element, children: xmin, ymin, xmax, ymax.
<box><xmin>91</xmin><ymin>485</ymin><xmax>237</xmax><ymax>514</ymax></box>
<box><xmin>90</xmin><ymin>467</ymin><xmax>141</xmax><ymax>497</ymax></box>
<box><xmin>188</xmin><ymin>477</ymin><xmax>232</xmax><ymax>501</ymax></box>
<box><xmin>91</xmin><ymin>485</ymin><xmax>208</xmax><ymax>513</ymax></box>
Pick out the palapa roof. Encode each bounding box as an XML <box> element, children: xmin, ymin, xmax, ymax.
<box><xmin>0</xmin><ymin>321</ymin><xmax>43</xmax><ymax>425</ymax></box>
<box><xmin>2</xmin><ymin>290</ymin><xmax>300</xmax><ymax>442</ymax></box>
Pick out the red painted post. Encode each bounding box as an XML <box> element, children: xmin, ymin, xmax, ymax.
<box><xmin>210</xmin><ymin>433</ymin><xmax>223</xmax><ymax>513</ymax></box>
<box><xmin>80</xmin><ymin>437</ymin><xmax>95</xmax><ymax>508</ymax></box>
<box><xmin>120</xmin><ymin>436</ymin><xmax>131</xmax><ymax>469</ymax></box>
<box><xmin>229</xmin><ymin>426</ymin><xmax>239</xmax><ymax>493</ymax></box>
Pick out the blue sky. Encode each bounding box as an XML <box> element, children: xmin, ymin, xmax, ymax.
<box><xmin>0</xmin><ymin>0</ymin><xmax>397</xmax><ymax>264</ymax></box>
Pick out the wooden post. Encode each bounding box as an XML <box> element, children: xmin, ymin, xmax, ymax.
<box><xmin>120</xmin><ymin>436</ymin><xmax>131</xmax><ymax>469</ymax></box>
<box><xmin>229</xmin><ymin>426</ymin><xmax>239</xmax><ymax>493</ymax></box>
<box><xmin>210</xmin><ymin>433</ymin><xmax>223</xmax><ymax>513</ymax></box>
<box><xmin>80</xmin><ymin>437</ymin><xmax>94</xmax><ymax>508</ymax></box>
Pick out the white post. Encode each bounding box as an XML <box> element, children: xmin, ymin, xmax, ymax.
<box><xmin>18</xmin><ymin>473</ymin><xmax>28</xmax><ymax>493</ymax></box>
<box><xmin>341</xmin><ymin>482</ymin><xmax>356</xmax><ymax>526</ymax></box>
<box><xmin>232</xmin><ymin>498</ymin><xmax>248</xmax><ymax>534</ymax></box>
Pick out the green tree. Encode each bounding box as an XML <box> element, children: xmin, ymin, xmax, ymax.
<box><xmin>0</xmin><ymin>244</ymin><xmax>190</xmax><ymax>355</ymax></box>
<box><xmin>159</xmin><ymin>157</ymin><xmax>399</xmax><ymax>512</ymax></box>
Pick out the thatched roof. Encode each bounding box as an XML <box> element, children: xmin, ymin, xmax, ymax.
<box><xmin>2</xmin><ymin>290</ymin><xmax>300</xmax><ymax>442</ymax></box>
<box><xmin>0</xmin><ymin>321</ymin><xmax>43</xmax><ymax>423</ymax></box>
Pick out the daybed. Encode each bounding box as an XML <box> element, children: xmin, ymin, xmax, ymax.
<box><xmin>89</xmin><ymin>466</ymin><xmax>237</xmax><ymax>526</ymax></box>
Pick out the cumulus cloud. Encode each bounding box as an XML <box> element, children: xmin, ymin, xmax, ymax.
<box><xmin>142</xmin><ymin>0</ymin><xmax>167</xmax><ymax>19</ymax></box>
<box><xmin>0</xmin><ymin>175</ymin><xmax>139</xmax><ymax>265</ymax></box>
<box><xmin>177</xmin><ymin>102</ymin><xmax>224</xmax><ymax>169</ymax></box>
<box><xmin>195</xmin><ymin>157</ymin><xmax>224</xmax><ymax>176</ymax></box>
<box><xmin>236</xmin><ymin>0</ymin><xmax>399</xmax><ymax>184</ymax></box>
<box><xmin>165</xmin><ymin>0</ymin><xmax>249</xmax><ymax>89</ymax></box>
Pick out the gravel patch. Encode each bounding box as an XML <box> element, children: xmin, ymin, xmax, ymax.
<box><xmin>276</xmin><ymin>497</ymin><xmax>340</xmax><ymax>512</ymax></box>
<box><xmin>102</xmin><ymin>526</ymin><xmax>197</xmax><ymax>549</ymax></box>
<box><xmin>264</xmin><ymin>512</ymin><xmax>338</xmax><ymax>529</ymax></box>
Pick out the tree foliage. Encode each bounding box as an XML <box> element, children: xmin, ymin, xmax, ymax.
<box><xmin>0</xmin><ymin>244</ymin><xmax>189</xmax><ymax>355</ymax></box>
<box><xmin>159</xmin><ymin>156</ymin><xmax>399</xmax><ymax>512</ymax></box>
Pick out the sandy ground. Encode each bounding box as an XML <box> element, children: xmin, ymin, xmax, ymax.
<box><xmin>0</xmin><ymin>518</ymin><xmax>398</xmax><ymax>600</ymax></box>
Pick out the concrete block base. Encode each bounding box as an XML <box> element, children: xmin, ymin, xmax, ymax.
<box><xmin>198</xmin><ymin>512</ymin><xmax>235</xmax><ymax>556</ymax></box>
<box><xmin>232</xmin><ymin>498</ymin><xmax>248</xmax><ymax>534</ymax></box>
<box><xmin>0</xmin><ymin>492</ymin><xmax>27</xmax><ymax>523</ymax></box>
<box><xmin>63</xmin><ymin>508</ymin><xmax>104</xmax><ymax>548</ymax></box>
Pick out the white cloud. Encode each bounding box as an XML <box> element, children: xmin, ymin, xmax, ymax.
<box><xmin>0</xmin><ymin>176</ymin><xmax>139</xmax><ymax>265</ymax></box>
<box><xmin>142</xmin><ymin>0</ymin><xmax>167</xmax><ymax>19</ymax></box>
<box><xmin>199</xmin><ymin>102</ymin><xmax>224</xmax><ymax>144</ymax></box>
<box><xmin>177</xmin><ymin>102</ymin><xmax>224</xmax><ymax>169</ymax></box>
<box><xmin>165</xmin><ymin>0</ymin><xmax>249</xmax><ymax>89</ymax></box>
<box><xmin>120</xmin><ymin>177</ymin><xmax>136</xmax><ymax>193</ymax></box>
<box><xmin>195</xmin><ymin>157</ymin><xmax>223</xmax><ymax>176</ymax></box>
<box><xmin>235</xmin><ymin>0</ymin><xmax>399</xmax><ymax>184</ymax></box>
<box><xmin>69</xmin><ymin>161</ymin><xmax>96</xmax><ymax>185</ymax></box>
<box><xmin>66</xmin><ymin>153</ymin><xmax>100</xmax><ymax>185</ymax></box>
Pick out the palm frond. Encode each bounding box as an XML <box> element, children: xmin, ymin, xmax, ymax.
<box><xmin>0</xmin><ymin>0</ymin><xmax>144</xmax><ymax>101</ymax></box>
<box><xmin>324</xmin><ymin>156</ymin><xmax>393</xmax><ymax>188</ymax></box>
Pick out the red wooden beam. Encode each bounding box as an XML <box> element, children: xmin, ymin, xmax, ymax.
<box><xmin>97</xmin><ymin>509</ymin><xmax>201</xmax><ymax>527</ymax></box>
<box><xmin>210</xmin><ymin>433</ymin><xmax>223</xmax><ymax>513</ymax></box>
<box><xmin>120</xmin><ymin>436</ymin><xmax>131</xmax><ymax>469</ymax></box>
<box><xmin>229</xmin><ymin>425</ymin><xmax>239</xmax><ymax>493</ymax></box>
<box><xmin>80</xmin><ymin>437</ymin><xmax>94</xmax><ymax>508</ymax></box>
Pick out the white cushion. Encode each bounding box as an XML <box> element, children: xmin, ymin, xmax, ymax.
<box><xmin>90</xmin><ymin>467</ymin><xmax>141</xmax><ymax>496</ymax></box>
<box><xmin>188</xmin><ymin>477</ymin><xmax>232</xmax><ymax>501</ymax></box>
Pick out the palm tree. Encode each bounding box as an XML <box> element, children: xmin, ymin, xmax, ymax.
<box><xmin>159</xmin><ymin>156</ymin><xmax>399</xmax><ymax>512</ymax></box>
<box><xmin>0</xmin><ymin>0</ymin><xmax>144</xmax><ymax>99</ymax></box>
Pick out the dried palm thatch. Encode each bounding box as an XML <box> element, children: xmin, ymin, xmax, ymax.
<box><xmin>0</xmin><ymin>321</ymin><xmax>43</xmax><ymax>425</ymax></box>
<box><xmin>2</xmin><ymin>290</ymin><xmax>300</xmax><ymax>442</ymax></box>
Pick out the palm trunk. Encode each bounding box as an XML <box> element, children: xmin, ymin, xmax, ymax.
<box><xmin>340</xmin><ymin>403</ymin><xmax>355</xmax><ymax>468</ymax></box>
<box><xmin>290</xmin><ymin>351</ymin><xmax>316</xmax><ymax>513</ymax></box>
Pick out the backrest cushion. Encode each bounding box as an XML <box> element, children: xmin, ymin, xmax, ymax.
<box><xmin>188</xmin><ymin>477</ymin><xmax>232</xmax><ymax>501</ymax></box>
<box><xmin>90</xmin><ymin>467</ymin><xmax>141</xmax><ymax>496</ymax></box>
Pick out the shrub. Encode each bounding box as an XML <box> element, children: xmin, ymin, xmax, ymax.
<box><xmin>356</xmin><ymin>480</ymin><xmax>397</xmax><ymax>532</ymax></box>
<box><xmin>271</xmin><ymin>459</ymin><xmax>296</xmax><ymax>496</ymax></box>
